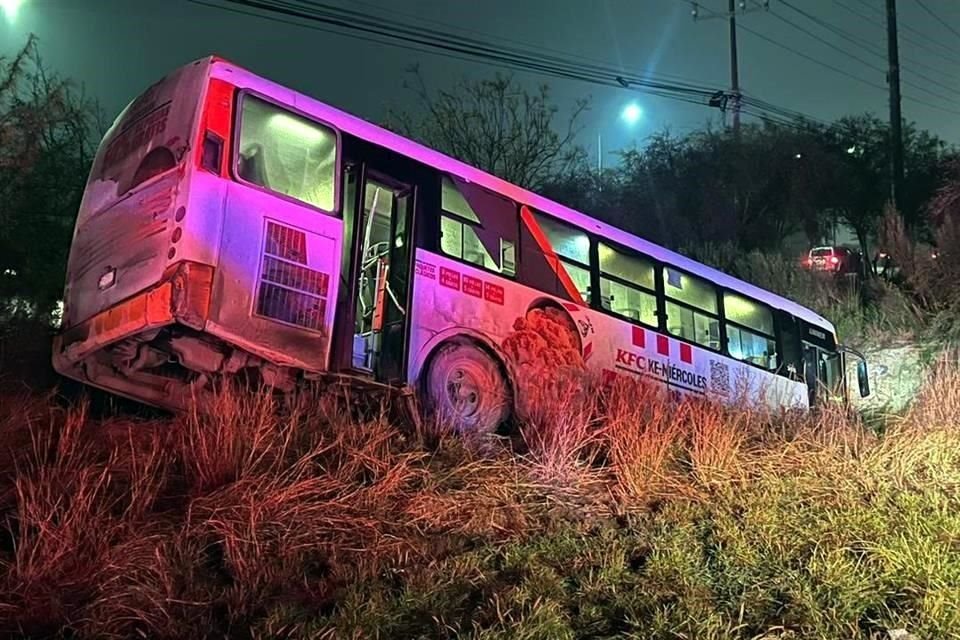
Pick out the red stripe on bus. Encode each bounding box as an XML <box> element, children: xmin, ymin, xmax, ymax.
<box><xmin>197</xmin><ymin>78</ymin><xmax>234</xmax><ymax>175</ymax></box>
<box><xmin>520</xmin><ymin>205</ymin><xmax>584</xmax><ymax>305</ymax></box>
<box><xmin>680</xmin><ymin>342</ymin><xmax>692</xmax><ymax>364</ymax></box>
<box><xmin>204</xmin><ymin>78</ymin><xmax>234</xmax><ymax>139</ymax></box>
<box><xmin>631</xmin><ymin>326</ymin><xmax>645</xmax><ymax>348</ymax></box>
<box><xmin>583</xmin><ymin>341</ymin><xmax>593</xmax><ymax>361</ymax></box>
<box><xmin>656</xmin><ymin>334</ymin><xmax>669</xmax><ymax>356</ymax></box>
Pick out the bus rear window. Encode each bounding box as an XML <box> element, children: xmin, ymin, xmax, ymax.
<box><xmin>86</xmin><ymin>63</ymin><xmax>207</xmax><ymax>208</ymax></box>
<box><xmin>236</xmin><ymin>95</ymin><xmax>338</xmax><ymax>213</ymax></box>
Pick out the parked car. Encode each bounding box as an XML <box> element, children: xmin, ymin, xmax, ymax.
<box><xmin>801</xmin><ymin>246</ymin><xmax>862</xmax><ymax>277</ymax></box>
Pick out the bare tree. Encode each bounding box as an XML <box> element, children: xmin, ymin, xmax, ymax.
<box><xmin>390</xmin><ymin>66</ymin><xmax>588</xmax><ymax>191</ymax></box>
<box><xmin>0</xmin><ymin>35</ymin><xmax>99</xmax><ymax>317</ymax></box>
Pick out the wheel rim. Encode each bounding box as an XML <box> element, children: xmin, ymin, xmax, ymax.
<box><xmin>444</xmin><ymin>364</ymin><xmax>484</xmax><ymax>419</ymax></box>
<box><xmin>425</xmin><ymin>343</ymin><xmax>509</xmax><ymax>433</ymax></box>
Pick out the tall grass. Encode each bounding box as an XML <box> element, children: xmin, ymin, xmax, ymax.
<box><xmin>1</xmin><ymin>363</ymin><xmax>960</xmax><ymax>638</ymax></box>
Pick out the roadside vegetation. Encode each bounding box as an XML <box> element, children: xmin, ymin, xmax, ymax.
<box><xmin>2</xmin><ymin>362</ymin><xmax>959</xmax><ymax>639</ymax></box>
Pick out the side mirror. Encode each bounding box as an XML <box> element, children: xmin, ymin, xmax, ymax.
<box><xmin>857</xmin><ymin>359</ymin><xmax>871</xmax><ymax>398</ymax></box>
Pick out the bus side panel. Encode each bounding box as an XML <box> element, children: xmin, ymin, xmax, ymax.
<box><xmin>199</xmin><ymin>67</ymin><xmax>343</xmax><ymax>374</ymax></box>
<box><xmin>583</xmin><ymin>309</ymin><xmax>808</xmax><ymax>410</ymax></box>
<box><xmin>407</xmin><ymin>248</ymin><xmax>529</xmax><ymax>385</ymax></box>
<box><xmin>408</xmin><ymin>250</ymin><xmax>809</xmax><ymax>411</ymax></box>
<box><xmin>204</xmin><ymin>185</ymin><xmax>343</xmax><ymax>373</ymax></box>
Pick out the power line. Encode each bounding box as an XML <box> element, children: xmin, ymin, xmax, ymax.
<box><xmin>343</xmin><ymin>0</ymin><xmax>721</xmax><ymax>91</ymax></box>
<box><xmin>856</xmin><ymin>0</ymin><xmax>960</xmax><ymax>53</ymax></box>
<box><xmin>728</xmin><ymin>19</ymin><xmax>888</xmax><ymax>89</ymax></box>
<box><xmin>190</xmin><ymin>0</ymin><xmax>707</xmax><ymax>109</ymax></box>
<box><xmin>189</xmin><ymin>0</ymin><xmax>826</xmax><ymax>128</ymax></box>
<box><xmin>766</xmin><ymin>7</ymin><xmax>887</xmax><ymax>74</ymax></box>
<box><xmin>308</xmin><ymin>0</ymin><xmax>828</xmax><ymax>127</ymax></box>
<box><xmin>223</xmin><ymin>0</ymin><xmax>716</xmax><ymax>97</ymax></box>
<box><xmin>776</xmin><ymin>0</ymin><xmax>950</xmax><ymax>81</ymax></box>
<box><xmin>913</xmin><ymin>0</ymin><xmax>960</xmax><ymax>41</ymax></box>
<box><xmin>687</xmin><ymin>0</ymin><xmax>885</xmax><ymax>89</ymax></box>
<box><xmin>773</xmin><ymin>0</ymin><xmax>960</xmax><ymax>104</ymax></box>
<box><xmin>778</xmin><ymin>0</ymin><xmax>888</xmax><ymax>58</ymax></box>
<box><xmin>838</xmin><ymin>0</ymin><xmax>960</xmax><ymax>62</ymax></box>
<box><xmin>689</xmin><ymin>0</ymin><xmax>960</xmax><ymax>116</ymax></box>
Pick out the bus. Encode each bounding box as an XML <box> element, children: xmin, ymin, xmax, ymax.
<box><xmin>52</xmin><ymin>56</ymin><xmax>870</xmax><ymax>432</ymax></box>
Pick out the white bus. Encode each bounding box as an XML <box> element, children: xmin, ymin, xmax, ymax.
<box><xmin>53</xmin><ymin>57</ymin><xmax>869</xmax><ymax>431</ymax></box>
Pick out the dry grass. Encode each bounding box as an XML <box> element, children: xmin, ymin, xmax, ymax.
<box><xmin>1</xmin><ymin>361</ymin><xmax>959</xmax><ymax>638</ymax></box>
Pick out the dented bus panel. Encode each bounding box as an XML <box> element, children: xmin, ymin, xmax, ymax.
<box><xmin>54</xmin><ymin>58</ymin><xmax>342</xmax><ymax>409</ymax></box>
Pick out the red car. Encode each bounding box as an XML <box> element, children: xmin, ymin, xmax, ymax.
<box><xmin>801</xmin><ymin>246</ymin><xmax>861</xmax><ymax>276</ymax></box>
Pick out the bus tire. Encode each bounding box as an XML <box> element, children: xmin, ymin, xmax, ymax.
<box><xmin>423</xmin><ymin>340</ymin><xmax>510</xmax><ymax>435</ymax></box>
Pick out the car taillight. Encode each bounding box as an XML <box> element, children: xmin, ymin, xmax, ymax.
<box><xmin>197</xmin><ymin>78</ymin><xmax>234</xmax><ymax>175</ymax></box>
<box><xmin>830</xmin><ymin>256</ymin><xmax>839</xmax><ymax>265</ymax></box>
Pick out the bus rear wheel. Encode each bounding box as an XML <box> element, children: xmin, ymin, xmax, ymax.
<box><xmin>423</xmin><ymin>341</ymin><xmax>510</xmax><ymax>435</ymax></box>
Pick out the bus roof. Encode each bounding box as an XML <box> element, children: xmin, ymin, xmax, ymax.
<box><xmin>205</xmin><ymin>57</ymin><xmax>836</xmax><ymax>336</ymax></box>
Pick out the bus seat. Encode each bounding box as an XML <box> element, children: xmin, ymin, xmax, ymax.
<box><xmin>238</xmin><ymin>143</ymin><xmax>269</xmax><ymax>189</ymax></box>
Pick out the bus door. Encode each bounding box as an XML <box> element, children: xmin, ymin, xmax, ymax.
<box><xmin>803</xmin><ymin>342</ymin><xmax>843</xmax><ymax>405</ymax></box>
<box><xmin>349</xmin><ymin>168</ymin><xmax>415</xmax><ymax>383</ymax></box>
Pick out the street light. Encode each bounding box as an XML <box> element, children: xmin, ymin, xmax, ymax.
<box><xmin>621</xmin><ymin>102</ymin><xmax>643</xmax><ymax>125</ymax></box>
<box><xmin>1</xmin><ymin>0</ymin><xmax>24</xmax><ymax>23</ymax></box>
<box><xmin>598</xmin><ymin>102</ymin><xmax>644</xmax><ymax>174</ymax></box>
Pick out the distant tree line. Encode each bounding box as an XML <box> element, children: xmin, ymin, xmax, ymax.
<box><xmin>395</xmin><ymin>71</ymin><xmax>955</xmax><ymax>268</ymax></box>
<box><xmin>1</xmin><ymin>36</ymin><xmax>956</xmax><ymax>320</ymax></box>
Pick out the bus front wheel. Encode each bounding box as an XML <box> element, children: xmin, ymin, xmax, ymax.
<box><xmin>423</xmin><ymin>341</ymin><xmax>510</xmax><ymax>435</ymax></box>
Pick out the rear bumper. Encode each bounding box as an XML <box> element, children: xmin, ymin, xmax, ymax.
<box><xmin>53</xmin><ymin>261</ymin><xmax>213</xmax><ymax>377</ymax></box>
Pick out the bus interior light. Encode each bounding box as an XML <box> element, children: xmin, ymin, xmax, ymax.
<box><xmin>268</xmin><ymin>113</ymin><xmax>326</xmax><ymax>142</ymax></box>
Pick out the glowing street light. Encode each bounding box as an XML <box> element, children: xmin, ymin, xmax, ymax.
<box><xmin>598</xmin><ymin>102</ymin><xmax>645</xmax><ymax>174</ymax></box>
<box><xmin>621</xmin><ymin>102</ymin><xmax>643</xmax><ymax>126</ymax></box>
<box><xmin>1</xmin><ymin>0</ymin><xmax>24</xmax><ymax>23</ymax></box>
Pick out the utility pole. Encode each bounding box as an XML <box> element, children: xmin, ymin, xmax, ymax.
<box><xmin>728</xmin><ymin>0</ymin><xmax>741</xmax><ymax>135</ymax></box>
<box><xmin>885</xmin><ymin>0</ymin><xmax>904</xmax><ymax>211</ymax></box>
<box><xmin>691</xmin><ymin>1</ymin><xmax>768</xmax><ymax>131</ymax></box>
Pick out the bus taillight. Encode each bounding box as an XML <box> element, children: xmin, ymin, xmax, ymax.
<box><xmin>197</xmin><ymin>78</ymin><xmax>235</xmax><ymax>176</ymax></box>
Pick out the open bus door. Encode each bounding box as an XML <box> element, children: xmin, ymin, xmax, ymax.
<box><xmin>341</xmin><ymin>164</ymin><xmax>415</xmax><ymax>384</ymax></box>
<box><xmin>803</xmin><ymin>342</ymin><xmax>870</xmax><ymax>406</ymax></box>
<box><xmin>799</xmin><ymin>319</ymin><xmax>844</xmax><ymax>406</ymax></box>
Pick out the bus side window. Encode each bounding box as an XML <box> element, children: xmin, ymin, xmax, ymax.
<box><xmin>236</xmin><ymin>94</ymin><xmax>339</xmax><ymax>213</ymax></box>
<box><xmin>598</xmin><ymin>242</ymin><xmax>657</xmax><ymax>327</ymax></box>
<box><xmin>662</xmin><ymin>267</ymin><xmax>720</xmax><ymax>350</ymax></box>
<box><xmin>723</xmin><ymin>291</ymin><xmax>778</xmax><ymax>370</ymax></box>
<box><xmin>439</xmin><ymin>175</ymin><xmax>517</xmax><ymax>276</ymax></box>
<box><xmin>518</xmin><ymin>208</ymin><xmax>592</xmax><ymax>304</ymax></box>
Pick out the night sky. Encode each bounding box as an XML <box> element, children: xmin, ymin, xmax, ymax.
<box><xmin>5</xmin><ymin>0</ymin><xmax>960</xmax><ymax>162</ymax></box>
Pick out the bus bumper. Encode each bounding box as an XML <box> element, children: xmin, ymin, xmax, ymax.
<box><xmin>53</xmin><ymin>261</ymin><xmax>214</xmax><ymax>381</ymax></box>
